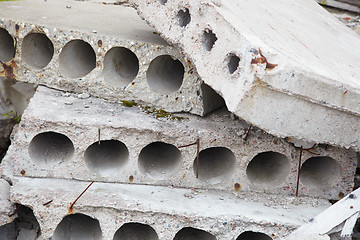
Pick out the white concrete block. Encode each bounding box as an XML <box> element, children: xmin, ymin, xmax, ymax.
<box><xmin>128</xmin><ymin>0</ymin><xmax>360</xmax><ymax>151</ymax></box>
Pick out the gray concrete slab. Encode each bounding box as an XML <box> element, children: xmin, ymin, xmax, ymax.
<box><xmin>0</xmin><ymin>0</ymin><xmax>225</xmax><ymax>116</ymax></box>
<box><xmin>129</xmin><ymin>0</ymin><xmax>360</xmax><ymax>151</ymax></box>
<box><xmin>1</xmin><ymin>86</ymin><xmax>357</xmax><ymax>199</ymax></box>
<box><xmin>10</xmin><ymin>176</ymin><xmax>330</xmax><ymax>239</ymax></box>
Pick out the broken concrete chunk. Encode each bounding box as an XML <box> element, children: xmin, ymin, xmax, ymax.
<box><xmin>129</xmin><ymin>0</ymin><xmax>360</xmax><ymax>151</ymax></box>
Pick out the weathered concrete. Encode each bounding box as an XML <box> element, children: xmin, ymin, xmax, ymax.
<box><xmin>0</xmin><ymin>0</ymin><xmax>225</xmax><ymax>116</ymax></box>
<box><xmin>128</xmin><ymin>0</ymin><xmax>360</xmax><ymax>151</ymax></box>
<box><xmin>0</xmin><ymin>179</ymin><xmax>14</xmax><ymax>226</ymax></box>
<box><xmin>1</xmin><ymin>86</ymin><xmax>357</xmax><ymax>200</ymax></box>
<box><xmin>10</xmin><ymin>176</ymin><xmax>330</xmax><ymax>239</ymax></box>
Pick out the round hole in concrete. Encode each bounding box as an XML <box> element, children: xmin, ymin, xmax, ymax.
<box><xmin>84</xmin><ymin>140</ymin><xmax>129</xmax><ymax>177</ymax></box>
<box><xmin>193</xmin><ymin>147</ymin><xmax>235</xmax><ymax>184</ymax></box>
<box><xmin>28</xmin><ymin>132</ymin><xmax>74</xmax><ymax>165</ymax></box>
<box><xmin>174</xmin><ymin>227</ymin><xmax>216</xmax><ymax>240</ymax></box>
<box><xmin>146</xmin><ymin>55</ymin><xmax>184</xmax><ymax>94</ymax></box>
<box><xmin>0</xmin><ymin>28</ymin><xmax>15</xmax><ymax>62</ymax></box>
<box><xmin>21</xmin><ymin>33</ymin><xmax>54</xmax><ymax>70</ymax></box>
<box><xmin>138</xmin><ymin>142</ymin><xmax>181</xmax><ymax>180</ymax></box>
<box><xmin>246</xmin><ymin>151</ymin><xmax>291</xmax><ymax>187</ymax></box>
<box><xmin>59</xmin><ymin>39</ymin><xmax>96</xmax><ymax>78</ymax></box>
<box><xmin>227</xmin><ymin>54</ymin><xmax>240</xmax><ymax>74</ymax></box>
<box><xmin>300</xmin><ymin>156</ymin><xmax>342</xmax><ymax>189</ymax></box>
<box><xmin>53</xmin><ymin>213</ymin><xmax>102</xmax><ymax>240</ymax></box>
<box><xmin>177</xmin><ymin>8</ymin><xmax>191</xmax><ymax>27</ymax></box>
<box><xmin>236</xmin><ymin>231</ymin><xmax>273</xmax><ymax>240</ymax></box>
<box><xmin>103</xmin><ymin>47</ymin><xmax>139</xmax><ymax>88</ymax></box>
<box><xmin>113</xmin><ymin>222</ymin><xmax>159</xmax><ymax>240</ymax></box>
<box><xmin>202</xmin><ymin>29</ymin><xmax>217</xmax><ymax>51</ymax></box>
<box><xmin>158</xmin><ymin>0</ymin><xmax>167</xmax><ymax>5</ymax></box>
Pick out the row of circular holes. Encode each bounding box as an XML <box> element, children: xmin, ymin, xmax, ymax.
<box><xmin>29</xmin><ymin>131</ymin><xmax>342</xmax><ymax>189</ymax></box>
<box><xmin>0</xmin><ymin>28</ymin><xmax>185</xmax><ymax>94</ymax></box>
<box><xmin>54</xmin><ymin>213</ymin><xmax>273</xmax><ymax>240</ymax></box>
<box><xmin>159</xmin><ymin>1</ymin><xmax>241</xmax><ymax>74</ymax></box>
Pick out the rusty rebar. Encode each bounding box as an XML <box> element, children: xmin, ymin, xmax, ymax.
<box><xmin>295</xmin><ymin>147</ymin><xmax>303</xmax><ymax>197</ymax></box>
<box><xmin>69</xmin><ymin>181</ymin><xmax>94</xmax><ymax>210</ymax></box>
<box><xmin>178</xmin><ymin>139</ymin><xmax>201</xmax><ymax>178</ymax></box>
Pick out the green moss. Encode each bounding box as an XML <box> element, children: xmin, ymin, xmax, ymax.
<box><xmin>120</xmin><ymin>100</ymin><xmax>138</xmax><ymax>107</ymax></box>
<box><xmin>140</xmin><ymin>105</ymin><xmax>186</xmax><ymax>121</ymax></box>
<box><xmin>119</xmin><ymin>99</ymin><xmax>186</xmax><ymax>121</ymax></box>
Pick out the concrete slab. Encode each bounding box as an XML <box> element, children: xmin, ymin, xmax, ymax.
<box><xmin>0</xmin><ymin>0</ymin><xmax>225</xmax><ymax>116</ymax></box>
<box><xmin>1</xmin><ymin>86</ymin><xmax>357</xmax><ymax>199</ymax></box>
<box><xmin>129</xmin><ymin>0</ymin><xmax>360</xmax><ymax>151</ymax></box>
<box><xmin>9</xmin><ymin>176</ymin><xmax>330</xmax><ymax>239</ymax></box>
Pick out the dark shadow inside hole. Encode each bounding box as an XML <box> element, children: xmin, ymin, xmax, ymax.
<box><xmin>178</xmin><ymin>9</ymin><xmax>191</xmax><ymax>27</ymax></box>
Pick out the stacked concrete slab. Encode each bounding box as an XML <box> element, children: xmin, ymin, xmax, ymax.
<box><xmin>129</xmin><ymin>0</ymin><xmax>360</xmax><ymax>151</ymax></box>
<box><xmin>1</xmin><ymin>86</ymin><xmax>336</xmax><ymax>239</ymax></box>
<box><xmin>0</xmin><ymin>0</ymin><xmax>359</xmax><ymax>239</ymax></box>
<box><xmin>0</xmin><ymin>0</ymin><xmax>225</xmax><ymax>116</ymax></box>
<box><xmin>2</xmin><ymin>86</ymin><xmax>357</xmax><ymax>199</ymax></box>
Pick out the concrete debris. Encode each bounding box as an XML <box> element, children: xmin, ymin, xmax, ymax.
<box><xmin>0</xmin><ymin>0</ymin><xmax>360</xmax><ymax>239</ymax></box>
<box><xmin>10</xmin><ymin>176</ymin><xmax>330</xmax><ymax>239</ymax></box>
<box><xmin>128</xmin><ymin>0</ymin><xmax>360</xmax><ymax>151</ymax></box>
<box><xmin>0</xmin><ymin>0</ymin><xmax>225</xmax><ymax>116</ymax></box>
<box><xmin>1</xmin><ymin>86</ymin><xmax>357</xmax><ymax>200</ymax></box>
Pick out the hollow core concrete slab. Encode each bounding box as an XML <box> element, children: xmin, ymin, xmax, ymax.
<box><xmin>129</xmin><ymin>0</ymin><xmax>360</xmax><ymax>151</ymax></box>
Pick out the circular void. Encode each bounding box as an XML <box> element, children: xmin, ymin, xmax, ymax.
<box><xmin>138</xmin><ymin>142</ymin><xmax>181</xmax><ymax>180</ymax></box>
<box><xmin>300</xmin><ymin>156</ymin><xmax>342</xmax><ymax>189</ymax></box>
<box><xmin>177</xmin><ymin>9</ymin><xmax>191</xmax><ymax>27</ymax></box>
<box><xmin>227</xmin><ymin>54</ymin><xmax>240</xmax><ymax>74</ymax></box>
<box><xmin>158</xmin><ymin>0</ymin><xmax>167</xmax><ymax>5</ymax></box>
<box><xmin>103</xmin><ymin>47</ymin><xmax>139</xmax><ymax>88</ymax></box>
<box><xmin>246</xmin><ymin>151</ymin><xmax>291</xmax><ymax>187</ymax></box>
<box><xmin>113</xmin><ymin>223</ymin><xmax>159</xmax><ymax>240</ymax></box>
<box><xmin>146</xmin><ymin>55</ymin><xmax>184</xmax><ymax>94</ymax></box>
<box><xmin>193</xmin><ymin>147</ymin><xmax>235</xmax><ymax>184</ymax></box>
<box><xmin>0</xmin><ymin>28</ymin><xmax>15</xmax><ymax>62</ymax></box>
<box><xmin>202</xmin><ymin>29</ymin><xmax>217</xmax><ymax>51</ymax></box>
<box><xmin>84</xmin><ymin>140</ymin><xmax>129</xmax><ymax>177</ymax></box>
<box><xmin>236</xmin><ymin>231</ymin><xmax>273</xmax><ymax>240</ymax></box>
<box><xmin>59</xmin><ymin>39</ymin><xmax>96</xmax><ymax>78</ymax></box>
<box><xmin>174</xmin><ymin>227</ymin><xmax>216</xmax><ymax>240</ymax></box>
<box><xmin>53</xmin><ymin>213</ymin><xmax>102</xmax><ymax>240</ymax></box>
<box><xmin>21</xmin><ymin>33</ymin><xmax>54</xmax><ymax>69</ymax></box>
<box><xmin>28</xmin><ymin>132</ymin><xmax>74</xmax><ymax>165</ymax></box>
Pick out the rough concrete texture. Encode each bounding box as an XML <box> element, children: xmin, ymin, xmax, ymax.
<box><xmin>9</xmin><ymin>176</ymin><xmax>330</xmax><ymax>239</ymax></box>
<box><xmin>1</xmin><ymin>86</ymin><xmax>357</xmax><ymax>200</ymax></box>
<box><xmin>128</xmin><ymin>0</ymin><xmax>360</xmax><ymax>151</ymax></box>
<box><xmin>0</xmin><ymin>0</ymin><xmax>225</xmax><ymax>116</ymax></box>
<box><xmin>0</xmin><ymin>179</ymin><xmax>14</xmax><ymax>226</ymax></box>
